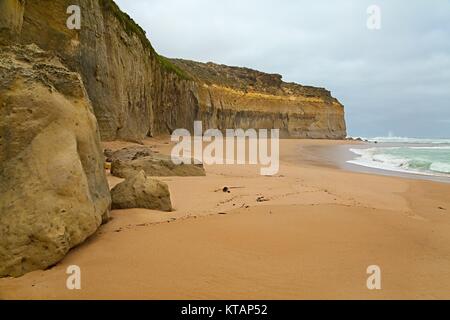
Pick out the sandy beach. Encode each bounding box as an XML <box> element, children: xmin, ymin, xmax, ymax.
<box><xmin>1</xmin><ymin>138</ymin><xmax>450</xmax><ymax>300</ymax></box>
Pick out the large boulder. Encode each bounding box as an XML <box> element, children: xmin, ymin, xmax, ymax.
<box><xmin>0</xmin><ymin>44</ymin><xmax>111</xmax><ymax>277</ymax></box>
<box><xmin>110</xmin><ymin>146</ymin><xmax>205</xmax><ymax>179</ymax></box>
<box><xmin>111</xmin><ymin>171</ymin><xmax>172</xmax><ymax>212</ymax></box>
<box><xmin>107</xmin><ymin>145</ymin><xmax>154</xmax><ymax>162</ymax></box>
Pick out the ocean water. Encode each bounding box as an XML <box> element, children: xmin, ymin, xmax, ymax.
<box><xmin>348</xmin><ymin>137</ymin><xmax>450</xmax><ymax>177</ymax></box>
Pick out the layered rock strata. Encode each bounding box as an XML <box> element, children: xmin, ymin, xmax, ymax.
<box><xmin>14</xmin><ymin>0</ymin><xmax>346</xmax><ymax>141</ymax></box>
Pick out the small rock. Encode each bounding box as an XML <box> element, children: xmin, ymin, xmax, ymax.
<box><xmin>111</xmin><ymin>171</ymin><xmax>172</xmax><ymax>212</ymax></box>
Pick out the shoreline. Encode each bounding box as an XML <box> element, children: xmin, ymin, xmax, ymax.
<box><xmin>300</xmin><ymin>142</ymin><xmax>450</xmax><ymax>184</ymax></box>
<box><xmin>1</xmin><ymin>138</ymin><xmax>450</xmax><ymax>299</ymax></box>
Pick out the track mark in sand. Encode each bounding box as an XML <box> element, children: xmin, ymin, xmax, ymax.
<box><xmin>256</xmin><ymin>196</ymin><xmax>270</xmax><ymax>203</ymax></box>
<box><xmin>216</xmin><ymin>195</ymin><xmax>242</xmax><ymax>206</ymax></box>
<box><xmin>406</xmin><ymin>213</ymin><xmax>427</xmax><ymax>221</ymax></box>
<box><xmin>106</xmin><ymin>217</ymin><xmax>188</xmax><ymax>235</ymax></box>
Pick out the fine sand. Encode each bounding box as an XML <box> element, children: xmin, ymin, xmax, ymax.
<box><xmin>1</xmin><ymin>138</ymin><xmax>450</xmax><ymax>299</ymax></box>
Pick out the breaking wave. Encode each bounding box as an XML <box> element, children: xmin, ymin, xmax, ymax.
<box><xmin>348</xmin><ymin>145</ymin><xmax>450</xmax><ymax>177</ymax></box>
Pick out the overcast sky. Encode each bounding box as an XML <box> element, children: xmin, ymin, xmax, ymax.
<box><xmin>115</xmin><ymin>0</ymin><xmax>450</xmax><ymax>138</ymax></box>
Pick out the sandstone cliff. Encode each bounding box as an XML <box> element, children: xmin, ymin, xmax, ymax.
<box><xmin>171</xmin><ymin>59</ymin><xmax>346</xmax><ymax>138</ymax></box>
<box><xmin>13</xmin><ymin>0</ymin><xmax>346</xmax><ymax>141</ymax></box>
<box><xmin>0</xmin><ymin>0</ymin><xmax>346</xmax><ymax>276</ymax></box>
<box><xmin>0</xmin><ymin>0</ymin><xmax>25</xmax><ymax>42</ymax></box>
<box><xmin>0</xmin><ymin>44</ymin><xmax>111</xmax><ymax>277</ymax></box>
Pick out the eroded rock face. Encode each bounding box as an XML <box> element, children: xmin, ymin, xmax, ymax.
<box><xmin>16</xmin><ymin>0</ymin><xmax>347</xmax><ymax>141</ymax></box>
<box><xmin>0</xmin><ymin>44</ymin><xmax>111</xmax><ymax>277</ymax></box>
<box><xmin>0</xmin><ymin>0</ymin><xmax>25</xmax><ymax>43</ymax></box>
<box><xmin>109</xmin><ymin>146</ymin><xmax>205</xmax><ymax>179</ymax></box>
<box><xmin>171</xmin><ymin>60</ymin><xmax>347</xmax><ymax>139</ymax></box>
<box><xmin>108</xmin><ymin>146</ymin><xmax>155</xmax><ymax>162</ymax></box>
<box><xmin>111</xmin><ymin>171</ymin><xmax>172</xmax><ymax>212</ymax></box>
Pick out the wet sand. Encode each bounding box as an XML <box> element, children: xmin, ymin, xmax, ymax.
<box><xmin>1</xmin><ymin>138</ymin><xmax>450</xmax><ymax>299</ymax></box>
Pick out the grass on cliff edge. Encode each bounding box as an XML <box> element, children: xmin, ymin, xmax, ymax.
<box><xmin>100</xmin><ymin>0</ymin><xmax>192</xmax><ymax>81</ymax></box>
<box><xmin>157</xmin><ymin>55</ymin><xmax>193</xmax><ymax>81</ymax></box>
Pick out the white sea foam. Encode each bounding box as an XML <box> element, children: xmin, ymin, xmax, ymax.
<box><xmin>430</xmin><ymin>162</ymin><xmax>450</xmax><ymax>174</ymax></box>
<box><xmin>367</xmin><ymin>136</ymin><xmax>450</xmax><ymax>144</ymax></box>
<box><xmin>348</xmin><ymin>145</ymin><xmax>450</xmax><ymax>178</ymax></box>
<box><xmin>410</xmin><ymin>146</ymin><xmax>450</xmax><ymax>150</ymax></box>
